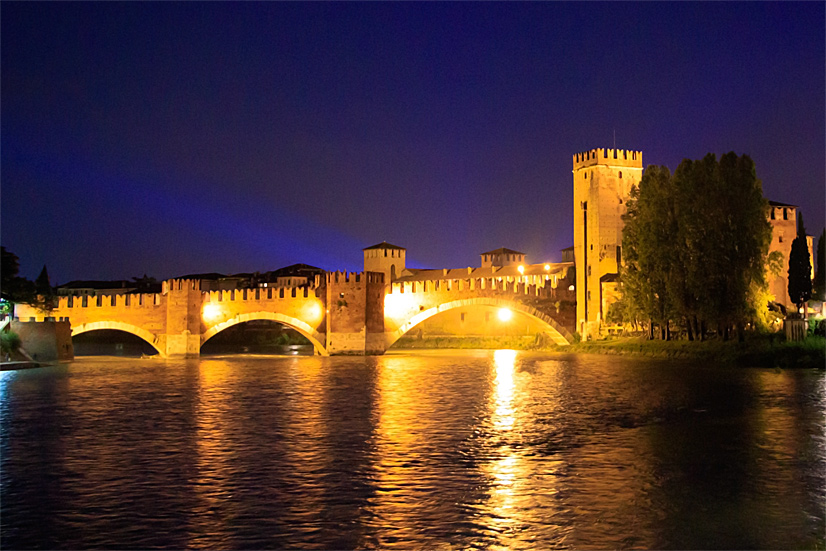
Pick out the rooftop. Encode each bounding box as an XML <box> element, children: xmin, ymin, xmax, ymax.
<box><xmin>363</xmin><ymin>241</ymin><xmax>406</xmax><ymax>251</ymax></box>
<box><xmin>480</xmin><ymin>247</ymin><xmax>525</xmax><ymax>256</ymax></box>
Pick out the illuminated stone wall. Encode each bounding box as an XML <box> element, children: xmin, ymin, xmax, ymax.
<box><xmin>325</xmin><ymin>271</ymin><xmax>386</xmax><ymax>355</ymax></box>
<box><xmin>573</xmin><ymin>148</ymin><xmax>643</xmax><ymax>339</ymax></box>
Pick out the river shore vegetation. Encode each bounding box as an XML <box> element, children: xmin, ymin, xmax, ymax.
<box><xmin>392</xmin><ymin>332</ymin><xmax>825</xmax><ymax>369</ymax></box>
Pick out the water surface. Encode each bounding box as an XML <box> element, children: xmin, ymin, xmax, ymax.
<box><xmin>1</xmin><ymin>351</ymin><xmax>823</xmax><ymax>549</ymax></box>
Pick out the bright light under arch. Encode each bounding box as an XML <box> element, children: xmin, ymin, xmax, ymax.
<box><xmin>497</xmin><ymin>308</ymin><xmax>513</xmax><ymax>322</ymax></box>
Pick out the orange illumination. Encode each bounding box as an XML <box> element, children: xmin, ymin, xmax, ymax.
<box><xmin>497</xmin><ymin>308</ymin><xmax>513</xmax><ymax>322</ymax></box>
<box><xmin>202</xmin><ymin>302</ymin><xmax>222</xmax><ymax>322</ymax></box>
<box><xmin>303</xmin><ymin>300</ymin><xmax>324</xmax><ymax>325</ymax></box>
<box><xmin>544</xmin><ymin>264</ymin><xmax>551</xmax><ymax>271</ymax></box>
<box><xmin>517</xmin><ymin>265</ymin><xmax>525</xmax><ymax>275</ymax></box>
<box><xmin>385</xmin><ymin>292</ymin><xmax>417</xmax><ymax>320</ymax></box>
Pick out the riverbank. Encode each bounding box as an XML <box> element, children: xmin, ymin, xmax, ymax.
<box><xmin>1</xmin><ymin>360</ymin><xmax>43</xmax><ymax>371</ymax></box>
<box><xmin>392</xmin><ymin>334</ymin><xmax>825</xmax><ymax>368</ymax></box>
<box><xmin>561</xmin><ymin>336</ymin><xmax>825</xmax><ymax>368</ymax></box>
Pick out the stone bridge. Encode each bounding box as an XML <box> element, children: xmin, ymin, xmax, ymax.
<box><xmin>36</xmin><ymin>271</ymin><xmax>572</xmax><ymax>357</ymax></box>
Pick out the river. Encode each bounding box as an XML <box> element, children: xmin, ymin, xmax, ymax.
<box><xmin>1</xmin><ymin>351</ymin><xmax>823</xmax><ymax>549</ymax></box>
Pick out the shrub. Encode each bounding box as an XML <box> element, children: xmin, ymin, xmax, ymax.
<box><xmin>1</xmin><ymin>331</ymin><xmax>21</xmax><ymax>355</ymax></box>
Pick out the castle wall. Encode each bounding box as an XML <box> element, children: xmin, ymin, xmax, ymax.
<box><xmin>573</xmin><ymin>148</ymin><xmax>643</xmax><ymax>339</ymax></box>
<box><xmin>10</xmin><ymin>319</ymin><xmax>74</xmax><ymax>362</ymax></box>
<box><xmin>325</xmin><ymin>271</ymin><xmax>386</xmax><ymax>354</ymax></box>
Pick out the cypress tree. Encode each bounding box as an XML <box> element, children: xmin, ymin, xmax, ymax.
<box><xmin>812</xmin><ymin>228</ymin><xmax>825</xmax><ymax>301</ymax></box>
<box><xmin>787</xmin><ymin>213</ymin><xmax>812</xmax><ymax>311</ymax></box>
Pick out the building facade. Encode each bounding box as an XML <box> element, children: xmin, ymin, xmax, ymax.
<box><xmin>572</xmin><ymin>148</ymin><xmax>643</xmax><ymax>339</ymax></box>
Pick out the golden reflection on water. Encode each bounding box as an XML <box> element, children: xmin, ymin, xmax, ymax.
<box><xmin>189</xmin><ymin>359</ymin><xmax>236</xmax><ymax>548</ymax></box>
<box><xmin>485</xmin><ymin>350</ymin><xmax>531</xmax><ymax>545</ymax></box>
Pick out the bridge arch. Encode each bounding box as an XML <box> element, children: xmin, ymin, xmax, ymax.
<box><xmin>386</xmin><ymin>297</ymin><xmax>573</xmax><ymax>349</ymax></box>
<box><xmin>202</xmin><ymin>311</ymin><xmax>328</xmax><ymax>356</ymax></box>
<box><xmin>72</xmin><ymin>321</ymin><xmax>164</xmax><ymax>356</ymax></box>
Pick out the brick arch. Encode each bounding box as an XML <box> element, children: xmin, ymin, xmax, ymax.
<box><xmin>72</xmin><ymin>321</ymin><xmax>164</xmax><ymax>356</ymax></box>
<box><xmin>201</xmin><ymin>311</ymin><xmax>328</xmax><ymax>356</ymax></box>
<box><xmin>386</xmin><ymin>297</ymin><xmax>573</xmax><ymax>349</ymax></box>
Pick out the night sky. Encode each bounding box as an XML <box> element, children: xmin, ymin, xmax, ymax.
<box><xmin>3</xmin><ymin>2</ymin><xmax>824</xmax><ymax>283</ymax></box>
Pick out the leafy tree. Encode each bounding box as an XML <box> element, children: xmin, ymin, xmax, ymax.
<box><xmin>621</xmin><ymin>153</ymin><xmax>771</xmax><ymax>340</ymax></box>
<box><xmin>1</xmin><ymin>247</ymin><xmax>20</xmax><ymax>295</ymax></box>
<box><xmin>812</xmin><ymin>228</ymin><xmax>825</xmax><ymax>301</ymax></box>
<box><xmin>621</xmin><ymin>165</ymin><xmax>679</xmax><ymax>338</ymax></box>
<box><xmin>787</xmin><ymin>212</ymin><xmax>812</xmax><ymax>310</ymax></box>
<box><xmin>0</xmin><ymin>247</ymin><xmax>36</xmax><ymax>305</ymax></box>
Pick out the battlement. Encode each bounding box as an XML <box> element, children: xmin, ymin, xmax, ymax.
<box><xmin>203</xmin><ymin>286</ymin><xmax>317</xmax><ymax>303</ymax></box>
<box><xmin>573</xmin><ymin>148</ymin><xmax>642</xmax><ymax>170</ymax></box>
<box><xmin>59</xmin><ymin>293</ymin><xmax>162</xmax><ymax>309</ymax></box>
<box><xmin>390</xmin><ymin>277</ymin><xmax>544</xmax><ymax>297</ymax></box>
<box><xmin>326</xmin><ymin>271</ymin><xmax>385</xmax><ymax>285</ymax></box>
<box><xmin>162</xmin><ymin>279</ymin><xmax>201</xmax><ymax>293</ymax></box>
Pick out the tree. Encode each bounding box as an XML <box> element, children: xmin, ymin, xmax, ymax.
<box><xmin>621</xmin><ymin>166</ymin><xmax>674</xmax><ymax>337</ymax></box>
<box><xmin>621</xmin><ymin>153</ymin><xmax>772</xmax><ymax>340</ymax></box>
<box><xmin>0</xmin><ymin>247</ymin><xmax>36</xmax><ymax>305</ymax></box>
<box><xmin>787</xmin><ymin>212</ymin><xmax>812</xmax><ymax>311</ymax></box>
<box><xmin>35</xmin><ymin>265</ymin><xmax>52</xmax><ymax>296</ymax></box>
<box><xmin>812</xmin><ymin>228</ymin><xmax>825</xmax><ymax>301</ymax></box>
<box><xmin>1</xmin><ymin>247</ymin><xmax>20</xmax><ymax>295</ymax></box>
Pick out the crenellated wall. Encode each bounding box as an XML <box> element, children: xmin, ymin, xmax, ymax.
<box><xmin>325</xmin><ymin>271</ymin><xmax>386</xmax><ymax>354</ymax></box>
<box><xmin>33</xmin><ymin>267</ymin><xmax>573</xmax><ymax>358</ymax></box>
<box><xmin>383</xmin><ymin>276</ymin><xmax>572</xmax><ymax>347</ymax></box>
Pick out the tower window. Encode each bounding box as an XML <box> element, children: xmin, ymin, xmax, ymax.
<box><xmin>618</xmin><ymin>171</ymin><xmax>622</xmax><ymax>178</ymax></box>
<box><xmin>779</xmin><ymin>235</ymin><xmax>783</xmax><ymax>243</ymax></box>
<box><xmin>771</xmin><ymin>209</ymin><xmax>775</xmax><ymax>220</ymax></box>
<box><xmin>584</xmin><ymin>172</ymin><xmax>587</xmax><ymax>179</ymax></box>
<box><xmin>783</xmin><ymin>208</ymin><xmax>788</xmax><ymax>220</ymax></box>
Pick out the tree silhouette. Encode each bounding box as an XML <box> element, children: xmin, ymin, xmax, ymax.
<box><xmin>787</xmin><ymin>213</ymin><xmax>812</xmax><ymax>311</ymax></box>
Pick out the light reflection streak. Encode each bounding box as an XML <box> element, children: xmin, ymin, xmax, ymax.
<box><xmin>486</xmin><ymin>350</ymin><xmax>524</xmax><ymax>540</ymax></box>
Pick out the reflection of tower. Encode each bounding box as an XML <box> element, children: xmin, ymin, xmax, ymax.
<box><xmin>363</xmin><ymin>242</ymin><xmax>406</xmax><ymax>283</ymax></box>
<box><xmin>573</xmin><ymin>148</ymin><xmax>643</xmax><ymax>339</ymax></box>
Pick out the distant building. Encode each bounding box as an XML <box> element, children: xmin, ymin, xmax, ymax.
<box><xmin>767</xmin><ymin>201</ymin><xmax>815</xmax><ymax>311</ymax></box>
<box><xmin>390</xmin><ymin>245</ymin><xmax>573</xmax><ymax>298</ymax></box>
<box><xmin>57</xmin><ymin>280</ymin><xmax>136</xmax><ymax>296</ymax></box>
<box><xmin>263</xmin><ymin>264</ymin><xmax>325</xmax><ymax>289</ymax></box>
<box><xmin>363</xmin><ymin>242</ymin><xmax>406</xmax><ymax>283</ymax></box>
<box><xmin>480</xmin><ymin>247</ymin><xmax>526</xmax><ymax>268</ymax></box>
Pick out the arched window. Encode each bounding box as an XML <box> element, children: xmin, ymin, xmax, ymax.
<box><xmin>618</xmin><ymin>171</ymin><xmax>623</xmax><ymax>179</ymax></box>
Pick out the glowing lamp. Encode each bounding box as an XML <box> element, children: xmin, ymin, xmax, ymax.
<box><xmin>497</xmin><ymin>308</ymin><xmax>513</xmax><ymax>322</ymax></box>
<box><xmin>202</xmin><ymin>303</ymin><xmax>222</xmax><ymax>322</ymax></box>
<box><xmin>517</xmin><ymin>265</ymin><xmax>525</xmax><ymax>275</ymax></box>
<box><xmin>544</xmin><ymin>264</ymin><xmax>551</xmax><ymax>271</ymax></box>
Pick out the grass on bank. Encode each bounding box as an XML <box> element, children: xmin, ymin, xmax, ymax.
<box><xmin>392</xmin><ymin>333</ymin><xmax>825</xmax><ymax>368</ymax></box>
<box><xmin>565</xmin><ymin>335</ymin><xmax>825</xmax><ymax>368</ymax></box>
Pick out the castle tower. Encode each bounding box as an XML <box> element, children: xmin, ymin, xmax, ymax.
<box><xmin>573</xmin><ymin>148</ymin><xmax>643</xmax><ymax>339</ymax></box>
<box><xmin>363</xmin><ymin>242</ymin><xmax>406</xmax><ymax>283</ymax></box>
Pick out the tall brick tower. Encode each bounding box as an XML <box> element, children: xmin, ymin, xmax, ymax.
<box><xmin>573</xmin><ymin>148</ymin><xmax>643</xmax><ymax>339</ymax></box>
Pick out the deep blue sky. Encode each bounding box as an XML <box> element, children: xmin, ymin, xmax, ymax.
<box><xmin>3</xmin><ymin>2</ymin><xmax>824</xmax><ymax>283</ymax></box>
